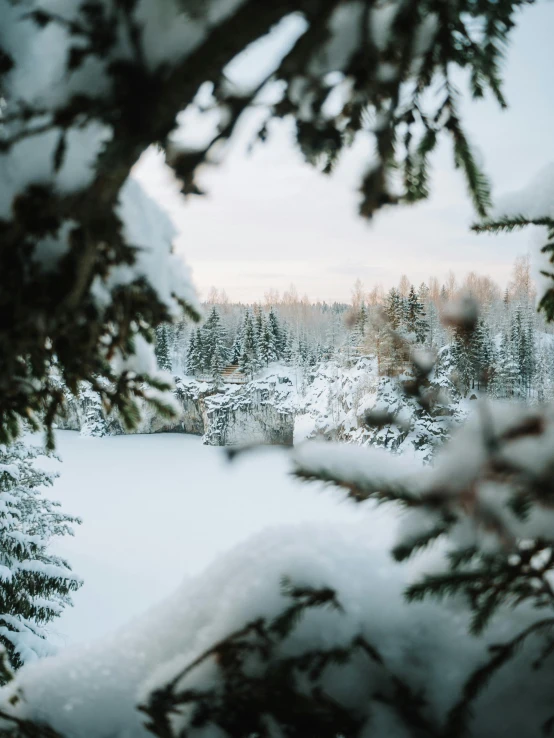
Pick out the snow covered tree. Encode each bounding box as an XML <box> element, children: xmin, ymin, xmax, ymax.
<box><xmin>469</xmin><ymin>319</ymin><xmax>495</xmax><ymax>391</ymax></box>
<box><xmin>187</xmin><ymin>328</ymin><xmax>206</xmax><ymax>377</ymax></box>
<box><xmin>282</xmin><ymin>330</ymin><xmax>294</xmax><ymax>366</ymax></box>
<box><xmin>254</xmin><ymin>307</ymin><xmax>264</xmax><ymax>348</ymax></box>
<box><xmin>385</xmin><ymin>288</ymin><xmax>404</xmax><ymax>330</ymax></box>
<box><xmin>79</xmin><ymin>383</ymin><xmax>108</xmax><ymax>437</ymax></box>
<box><xmin>154</xmin><ymin>325</ymin><xmax>172</xmax><ymax>373</ymax></box>
<box><xmin>349</xmin><ymin>304</ymin><xmax>369</xmax><ymax>354</ymax></box>
<box><xmin>0</xmin><ymin>442</ymin><xmax>81</xmax><ymax>676</ymax></box>
<box><xmin>492</xmin><ymin>333</ymin><xmax>520</xmax><ymax>398</ymax></box>
<box><xmin>230</xmin><ymin>319</ymin><xmax>244</xmax><ymax>367</ymax></box>
<box><xmin>201</xmin><ymin>307</ymin><xmax>228</xmax><ymax>382</ymax></box>
<box><xmin>451</xmin><ymin>330</ymin><xmax>474</xmax><ymax>396</ymax></box>
<box><xmin>257</xmin><ymin>316</ymin><xmax>273</xmax><ymax>367</ymax></box>
<box><xmin>267</xmin><ymin>308</ymin><xmax>283</xmax><ymax>361</ymax></box>
<box><xmin>239</xmin><ymin>310</ymin><xmax>259</xmax><ymax>379</ymax></box>
<box><xmin>405</xmin><ymin>285</ymin><xmax>428</xmax><ymax>343</ymax></box>
<box><xmin>185</xmin><ymin>330</ymin><xmax>199</xmax><ymax>376</ymax></box>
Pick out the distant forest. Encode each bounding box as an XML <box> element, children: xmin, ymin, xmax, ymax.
<box><xmin>155</xmin><ymin>256</ymin><xmax>553</xmax><ymax>400</ymax></box>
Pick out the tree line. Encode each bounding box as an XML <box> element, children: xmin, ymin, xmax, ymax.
<box><xmin>154</xmin><ymin>257</ymin><xmax>552</xmax><ymax>401</ymax></box>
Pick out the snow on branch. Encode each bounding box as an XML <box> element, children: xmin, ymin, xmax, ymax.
<box><xmin>473</xmin><ymin>164</ymin><xmax>554</xmax><ymax>321</ymax></box>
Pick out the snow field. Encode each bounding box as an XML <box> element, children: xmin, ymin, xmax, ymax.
<box><xmin>43</xmin><ymin>430</ymin><xmax>392</xmax><ymax>645</ymax></box>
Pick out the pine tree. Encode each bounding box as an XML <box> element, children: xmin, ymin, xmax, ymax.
<box><xmin>154</xmin><ymin>325</ymin><xmax>172</xmax><ymax>373</ymax></box>
<box><xmin>470</xmin><ymin>319</ymin><xmax>488</xmax><ymax>390</ymax></box>
<box><xmin>451</xmin><ymin>330</ymin><xmax>474</xmax><ymax>396</ymax></box>
<box><xmin>405</xmin><ymin>285</ymin><xmax>428</xmax><ymax>343</ymax></box>
<box><xmin>0</xmin><ymin>442</ymin><xmax>82</xmax><ymax>677</ymax></box>
<box><xmin>239</xmin><ymin>310</ymin><xmax>259</xmax><ymax>379</ymax></box>
<box><xmin>196</xmin><ymin>328</ymin><xmax>207</xmax><ymax>375</ymax></box>
<box><xmin>267</xmin><ymin>308</ymin><xmax>283</xmax><ymax>361</ymax></box>
<box><xmin>80</xmin><ymin>383</ymin><xmax>108</xmax><ymax>437</ymax></box>
<box><xmin>385</xmin><ymin>288</ymin><xmax>404</xmax><ymax>331</ymax></box>
<box><xmin>254</xmin><ymin>307</ymin><xmax>264</xmax><ymax>346</ymax></box>
<box><xmin>258</xmin><ymin>316</ymin><xmax>273</xmax><ymax>367</ymax></box>
<box><xmin>202</xmin><ymin>307</ymin><xmax>228</xmax><ymax>382</ymax></box>
<box><xmin>186</xmin><ymin>331</ymin><xmax>198</xmax><ymax>376</ymax></box>
<box><xmin>283</xmin><ymin>331</ymin><xmax>294</xmax><ymax>366</ymax></box>
<box><xmin>230</xmin><ymin>318</ymin><xmax>244</xmax><ymax>366</ymax></box>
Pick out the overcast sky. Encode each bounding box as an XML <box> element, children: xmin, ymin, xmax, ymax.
<box><xmin>134</xmin><ymin>3</ymin><xmax>554</xmax><ymax>303</ymax></box>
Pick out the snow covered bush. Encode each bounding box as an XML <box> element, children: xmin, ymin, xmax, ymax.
<box><xmin>0</xmin><ymin>443</ymin><xmax>81</xmax><ymax>677</ymax></box>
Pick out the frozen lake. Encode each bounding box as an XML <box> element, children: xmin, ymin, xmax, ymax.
<box><xmin>44</xmin><ymin>431</ymin><xmax>387</xmax><ymax>646</ymax></box>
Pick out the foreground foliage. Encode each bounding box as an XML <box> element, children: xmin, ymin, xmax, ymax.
<box><xmin>0</xmin><ymin>443</ymin><xmax>81</xmax><ymax>679</ymax></box>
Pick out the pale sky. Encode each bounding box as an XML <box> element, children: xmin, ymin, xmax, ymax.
<box><xmin>134</xmin><ymin>3</ymin><xmax>554</xmax><ymax>303</ymax></box>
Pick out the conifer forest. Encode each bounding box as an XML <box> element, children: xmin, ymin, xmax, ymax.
<box><xmin>2</xmin><ymin>1</ymin><xmax>554</xmax><ymax>737</ymax></box>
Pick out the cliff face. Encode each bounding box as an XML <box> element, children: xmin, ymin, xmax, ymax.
<box><xmin>56</xmin><ymin>372</ymin><xmax>296</xmax><ymax>446</ymax></box>
<box><xmin>55</xmin><ymin>359</ymin><xmax>463</xmax><ymax>457</ymax></box>
<box><xmin>201</xmin><ymin>381</ymin><xmax>295</xmax><ymax>447</ymax></box>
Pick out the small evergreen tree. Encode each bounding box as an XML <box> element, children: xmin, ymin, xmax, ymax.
<box><xmin>239</xmin><ymin>310</ymin><xmax>259</xmax><ymax>378</ymax></box>
<box><xmin>385</xmin><ymin>288</ymin><xmax>404</xmax><ymax>331</ymax></box>
<box><xmin>282</xmin><ymin>331</ymin><xmax>294</xmax><ymax>366</ymax></box>
<box><xmin>186</xmin><ymin>331</ymin><xmax>199</xmax><ymax>376</ymax></box>
<box><xmin>0</xmin><ymin>443</ymin><xmax>82</xmax><ymax>677</ymax></box>
<box><xmin>267</xmin><ymin>308</ymin><xmax>283</xmax><ymax>361</ymax></box>
<box><xmin>405</xmin><ymin>285</ymin><xmax>429</xmax><ymax>344</ymax></box>
<box><xmin>80</xmin><ymin>383</ymin><xmax>108</xmax><ymax>437</ymax></box>
<box><xmin>201</xmin><ymin>307</ymin><xmax>228</xmax><ymax>382</ymax></box>
<box><xmin>154</xmin><ymin>325</ymin><xmax>172</xmax><ymax>373</ymax></box>
<box><xmin>451</xmin><ymin>330</ymin><xmax>474</xmax><ymax>396</ymax></box>
<box><xmin>230</xmin><ymin>319</ymin><xmax>244</xmax><ymax>366</ymax></box>
<box><xmin>258</xmin><ymin>316</ymin><xmax>273</xmax><ymax>367</ymax></box>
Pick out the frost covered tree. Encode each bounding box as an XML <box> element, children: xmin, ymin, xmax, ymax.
<box><xmin>267</xmin><ymin>307</ymin><xmax>283</xmax><ymax>361</ymax></box>
<box><xmin>202</xmin><ymin>307</ymin><xmax>228</xmax><ymax>382</ymax></box>
<box><xmin>185</xmin><ymin>330</ymin><xmax>199</xmax><ymax>376</ymax></box>
<box><xmin>257</xmin><ymin>316</ymin><xmax>273</xmax><ymax>367</ymax></box>
<box><xmin>239</xmin><ymin>310</ymin><xmax>259</xmax><ymax>379</ymax></box>
<box><xmin>79</xmin><ymin>382</ymin><xmax>108</xmax><ymax>437</ymax></box>
<box><xmin>230</xmin><ymin>319</ymin><xmax>244</xmax><ymax>367</ymax></box>
<box><xmin>154</xmin><ymin>325</ymin><xmax>172</xmax><ymax>373</ymax></box>
<box><xmin>405</xmin><ymin>285</ymin><xmax>428</xmax><ymax>343</ymax></box>
<box><xmin>385</xmin><ymin>288</ymin><xmax>404</xmax><ymax>331</ymax></box>
<box><xmin>0</xmin><ymin>443</ymin><xmax>81</xmax><ymax>677</ymax></box>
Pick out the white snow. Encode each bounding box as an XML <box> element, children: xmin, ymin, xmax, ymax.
<box><xmin>41</xmin><ymin>431</ymin><xmax>384</xmax><ymax>646</ymax></box>
<box><xmin>113</xmin><ymin>178</ymin><xmax>201</xmax><ymax>321</ymax></box>
<box><xmin>3</xmin><ymin>430</ymin><xmax>554</xmax><ymax>737</ymax></box>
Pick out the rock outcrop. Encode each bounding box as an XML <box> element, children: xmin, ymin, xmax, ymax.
<box><xmin>55</xmin><ymin>358</ymin><xmax>464</xmax><ymax>456</ymax></box>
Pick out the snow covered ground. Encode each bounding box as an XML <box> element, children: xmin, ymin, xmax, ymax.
<box><xmin>44</xmin><ymin>431</ymin><xmax>392</xmax><ymax>647</ymax></box>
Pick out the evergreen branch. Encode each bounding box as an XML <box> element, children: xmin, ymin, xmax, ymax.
<box><xmin>392</xmin><ymin>521</ymin><xmax>451</xmax><ymax>562</ymax></box>
<box><xmin>446</xmin><ymin>108</ymin><xmax>491</xmax><ymax>218</ymax></box>
<box><xmin>0</xmin><ymin>708</ymin><xmax>62</xmax><ymax>738</ymax></box>
<box><xmin>443</xmin><ymin>617</ymin><xmax>554</xmax><ymax>738</ymax></box>
<box><xmin>293</xmin><ymin>470</ymin><xmax>421</xmax><ymax>507</ymax></box>
<box><xmin>405</xmin><ymin>571</ymin><xmax>481</xmax><ymax>603</ymax></box>
<box><xmin>472</xmin><ymin>215</ymin><xmax>554</xmax><ymax>234</ymax></box>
